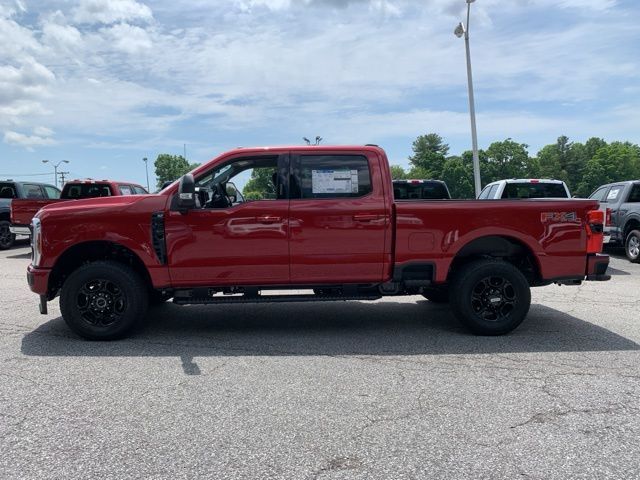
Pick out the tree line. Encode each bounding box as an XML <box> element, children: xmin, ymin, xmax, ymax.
<box><xmin>392</xmin><ymin>133</ymin><xmax>640</xmax><ymax>198</ymax></box>
<box><xmin>152</xmin><ymin>134</ymin><xmax>640</xmax><ymax>198</ymax></box>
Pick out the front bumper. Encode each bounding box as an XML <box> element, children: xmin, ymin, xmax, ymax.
<box><xmin>10</xmin><ymin>224</ymin><xmax>31</xmax><ymax>236</ymax></box>
<box><xmin>586</xmin><ymin>253</ymin><xmax>610</xmax><ymax>281</ymax></box>
<box><xmin>27</xmin><ymin>264</ymin><xmax>50</xmax><ymax>296</ymax></box>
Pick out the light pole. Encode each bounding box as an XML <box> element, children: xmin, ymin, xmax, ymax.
<box><xmin>455</xmin><ymin>0</ymin><xmax>482</xmax><ymax>197</ymax></box>
<box><xmin>143</xmin><ymin>157</ymin><xmax>150</xmax><ymax>191</ymax></box>
<box><xmin>42</xmin><ymin>160</ymin><xmax>69</xmax><ymax>188</ymax></box>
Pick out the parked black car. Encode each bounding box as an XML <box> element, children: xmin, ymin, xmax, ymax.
<box><xmin>0</xmin><ymin>180</ymin><xmax>60</xmax><ymax>249</ymax></box>
<box><xmin>589</xmin><ymin>180</ymin><xmax>640</xmax><ymax>262</ymax></box>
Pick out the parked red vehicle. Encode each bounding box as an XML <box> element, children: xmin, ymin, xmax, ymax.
<box><xmin>27</xmin><ymin>146</ymin><xmax>609</xmax><ymax>340</ymax></box>
<box><xmin>11</xmin><ymin>179</ymin><xmax>148</xmax><ymax>239</ymax></box>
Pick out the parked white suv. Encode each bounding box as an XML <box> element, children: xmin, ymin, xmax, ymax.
<box><xmin>478</xmin><ymin>179</ymin><xmax>571</xmax><ymax>200</ymax></box>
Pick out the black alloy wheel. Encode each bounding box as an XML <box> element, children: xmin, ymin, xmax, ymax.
<box><xmin>60</xmin><ymin>261</ymin><xmax>148</xmax><ymax>340</ymax></box>
<box><xmin>450</xmin><ymin>259</ymin><xmax>531</xmax><ymax>336</ymax></box>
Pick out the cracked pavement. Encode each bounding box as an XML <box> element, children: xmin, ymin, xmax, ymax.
<box><xmin>1</xmin><ymin>241</ymin><xmax>640</xmax><ymax>479</ymax></box>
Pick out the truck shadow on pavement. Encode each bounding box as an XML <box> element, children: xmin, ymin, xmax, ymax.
<box><xmin>21</xmin><ymin>301</ymin><xmax>639</xmax><ymax>370</ymax></box>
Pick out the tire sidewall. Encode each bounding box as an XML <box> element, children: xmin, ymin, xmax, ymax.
<box><xmin>625</xmin><ymin>230</ymin><xmax>640</xmax><ymax>263</ymax></box>
<box><xmin>0</xmin><ymin>220</ymin><xmax>15</xmax><ymax>250</ymax></box>
<box><xmin>451</xmin><ymin>260</ymin><xmax>531</xmax><ymax>335</ymax></box>
<box><xmin>60</xmin><ymin>261</ymin><xmax>148</xmax><ymax>340</ymax></box>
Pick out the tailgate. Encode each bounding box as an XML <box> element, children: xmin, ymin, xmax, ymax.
<box><xmin>10</xmin><ymin>199</ymin><xmax>60</xmax><ymax>225</ymax></box>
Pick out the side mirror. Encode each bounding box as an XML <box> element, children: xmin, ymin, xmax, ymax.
<box><xmin>177</xmin><ymin>174</ymin><xmax>196</xmax><ymax>212</ymax></box>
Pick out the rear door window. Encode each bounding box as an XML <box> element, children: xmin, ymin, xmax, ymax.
<box><xmin>605</xmin><ymin>185</ymin><xmax>624</xmax><ymax>202</ymax></box>
<box><xmin>487</xmin><ymin>184</ymin><xmax>500</xmax><ymax>198</ymax></box>
<box><xmin>0</xmin><ymin>183</ymin><xmax>16</xmax><ymax>198</ymax></box>
<box><xmin>23</xmin><ymin>184</ymin><xmax>45</xmax><ymax>199</ymax></box>
<box><xmin>43</xmin><ymin>185</ymin><xmax>61</xmax><ymax>199</ymax></box>
<box><xmin>118</xmin><ymin>185</ymin><xmax>133</xmax><ymax>195</ymax></box>
<box><xmin>292</xmin><ymin>155</ymin><xmax>372</xmax><ymax>199</ymax></box>
<box><xmin>589</xmin><ymin>187</ymin><xmax>609</xmax><ymax>202</ymax></box>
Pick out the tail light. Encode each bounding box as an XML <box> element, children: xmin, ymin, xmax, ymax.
<box><xmin>605</xmin><ymin>208</ymin><xmax>612</xmax><ymax>227</ymax></box>
<box><xmin>586</xmin><ymin>210</ymin><xmax>604</xmax><ymax>254</ymax></box>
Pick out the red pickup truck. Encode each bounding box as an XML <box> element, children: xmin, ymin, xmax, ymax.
<box><xmin>11</xmin><ymin>179</ymin><xmax>148</xmax><ymax>239</ymax></box>
<box><xmin>27</xmin><ymin>146</ymin><xmax>609</xmax><ymax>340</ymax></box>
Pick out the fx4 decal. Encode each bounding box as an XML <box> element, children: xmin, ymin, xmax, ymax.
<box><xmin>540</xmin><ymin>211</ymin><xmax>578</xmax><ymax>223</ymax></box>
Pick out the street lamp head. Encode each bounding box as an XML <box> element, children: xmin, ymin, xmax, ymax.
<box><xmin>63</xmin><ymin>160</ymin><xmax>69</xmax><ymax>164</ymax></box>
<box><xmin>467</xmin><ymin>0</ymin><xmax>476</xmax><ymax>3</ymax></box>
<box><xmin>454</xmin><ymin>22</ymin><xmax>466</xmax><ymax>38</ymax></box>
<box><xmin>42</xmin><ymin>160</ymin><xmax>49</xmax><ymax>164</ymax></box>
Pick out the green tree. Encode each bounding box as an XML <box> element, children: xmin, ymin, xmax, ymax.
<box><xmin>390</xmin><ymin>165</ymin><xmax>408</xmax><ymax>180</ymax></box>
<box><xmin>577</xmin><ymin>142</ymin><xmax>640</xmax><ymax>196</ymax></box>
<box><xmin>154</xmin><ymin>154</ymin><xmax>199</xmax><ymax>189</ymax></box>
<box><xmin>484</xmin><ymin>139</ymin><xmax>530</xmax><ymax>182</ymax></box>
<box><xmin>441</xmin><ymin>156</ymin><xmax>474</xmax><ymax>198</ymax></box>
<box><xmin>408</xmin><ymin>133</ymin><xmax>449</xmax><ymax>178</ymax></box>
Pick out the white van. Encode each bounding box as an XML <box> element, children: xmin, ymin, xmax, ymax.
<box><xmin>478</xmin><ymin>179</ymin><xmax>571</xmax><ymax>200</ymax></box>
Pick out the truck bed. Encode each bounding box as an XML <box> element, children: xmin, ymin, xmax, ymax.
<box><xmin>394</xmin><ymin>198</ymin><xmax>599</xmax><ymax>283</ymax></box>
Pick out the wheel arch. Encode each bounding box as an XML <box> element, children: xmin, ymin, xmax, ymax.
<box><xmin>623</xmin><ymin>217</ymin><xmax>640</xmax><ymax>240</ymax></box>
<box><xmin>48</xmin><ymin>240</ymin><xmax>152</xmax><ymax>298</ymax></box>
<box><xmin>447</xmin><ymin>235</ymin><xmax>542</xmax><ymax>285</ymax></box>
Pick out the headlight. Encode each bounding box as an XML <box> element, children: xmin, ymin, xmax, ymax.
<box><xmin>31</xmin><ymin>217</ymin><xmax>42</xmax><ymax>267</ymax></box>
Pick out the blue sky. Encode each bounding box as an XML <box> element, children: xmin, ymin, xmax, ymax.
<box><xmin>1</xmin><ymin>0</ymin><xmax>639</xmax><ymax>188</ymax></box>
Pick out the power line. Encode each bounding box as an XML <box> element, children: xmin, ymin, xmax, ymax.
<box><xmin>0</xmin><ymin>173</ymin><xmax>53</xmax><ymax>177</ymax></box>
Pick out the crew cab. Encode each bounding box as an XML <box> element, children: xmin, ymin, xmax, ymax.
<box><xmin>27</xmin><ymin>146</ymin><xmax>609</xmax><ymax>340</ymax></box>
<box><xmin>479</xmin><ymin>179</ymin><xmax>571</xmax><ymax>199</ymax></box>
<box><xmin>588</xmin><ymin>180</ymin><xmax>640</xmax><ymax>262</ymax></box>
<box><xmin>0</xmin><ymin>180</ymin><xmax>61</xmax><ymax>250</ymax></box>
<box><xmin>10</xmin><ymin>179</ymin><xmax>148</xmax><ymax>242</ymax></box>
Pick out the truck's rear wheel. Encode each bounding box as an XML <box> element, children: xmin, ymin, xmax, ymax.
<box><xmin>625</xmin><ymin>230</ymin><xmax>640</xmax><ymax>263</ymax></box>
<box><xmin>60</xmin><ymin>261</ymin><xmax>148</xmax><ymax>340</ymax></box>
<box><xmin>0</xmin><ymin>220</ymin><xmax>15</xmax><ymax>250</ymax></box>
<box><xmin>450</xmin><ymin>259</ymin><xmax>531</xmax><ymax>335</ymax></box>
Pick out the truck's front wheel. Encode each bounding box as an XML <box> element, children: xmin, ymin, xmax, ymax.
<box><xmin>450</xmin><ymin>259</ymin><xmax>531</xmax><ymax>336</ymax></box>
<box><xmin>60</xmin><ymin>261</ymin><xmax>148</xmax><ymax>340</ymax></box>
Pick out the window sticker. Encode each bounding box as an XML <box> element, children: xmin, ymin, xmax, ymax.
<box><xmin>311</xmin><ymin>169</ymin><xmax>359</xmax><ymax>194</ymax></box>
<box><xmin>607</xmin><ymin>188</ymin><xmax>621</xmax><ymax>201</ymax></box>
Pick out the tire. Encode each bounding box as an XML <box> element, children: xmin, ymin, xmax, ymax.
<box><xmin>60</xmin><ymin>261</ymin><xmax>148</xmax><ymax>340</ymax></box>
<box><xmin>421</xmin><ymin>287</ymin><xmax>449</xmax><ymax>303</ymax></box>
<box><xmin>625</xmin><ymin>229</ymin><xmax>640</xmax><ymax>263</ymax></box>
<box><xmin>449</xmin><ymin>259</ymin><xmax>531</xmax><ymax>336</ymax></box>
<box><xmin>0</xmin><ymin>220</ymin><xmax>16</xmax><ymax>250</ymax></box>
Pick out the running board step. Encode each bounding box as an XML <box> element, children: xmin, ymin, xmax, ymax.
<box><xmin>173</xmin><ymin>293</ymin><xmax>381</xmax><ymax>305</ymax></box>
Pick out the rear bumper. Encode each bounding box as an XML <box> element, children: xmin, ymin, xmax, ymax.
<box><xmin>27</xmin><ymin>264</ymin><xmax>50</xmax><ymax>296</ymax></box>
<box><xmin>10</xmin><ymin>224</ymin><xmax>31</xmax><ymax>236</ymax></box>
<box><xmin>585</xmin><ymin>253</ymin><xmax>610</xmax><ymax>281</ymax></box>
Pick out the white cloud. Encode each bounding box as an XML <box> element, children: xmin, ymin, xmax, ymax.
<box><xmin>4</xmin><ymin>127</ymin><xmax>55</xmax><ymax>148</ymax></box>
<box><xmin>72</xmin><ymin>0</ymin><xmax>153</xmax><ymax>24</ymax></box>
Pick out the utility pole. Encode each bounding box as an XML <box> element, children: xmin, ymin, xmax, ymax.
<box><xmin>42</xmin><ymin>159</ymin><xmax>69</xmax><ymax>188</ymax></box>
<box><xmin>58</xmin><ymin>171</ymin><xmax>69</xmax><ymax>186</ymax></box>
<box><xmin>454</xmin><ymin>0</ymin><xmax>482</xmax><ymax>197</ymax></box>
<box><xmin>184</xmin><ymin>144</ymin><xmax>187</xmax><ymax>161</ymax></box>
<box><xmin>143</xmin><ymin>157</ymin><xmax>149</xmax><ymax>191</ymax></box>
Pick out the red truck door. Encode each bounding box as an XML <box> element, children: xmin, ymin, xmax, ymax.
<box><xmin>164</xmin><ymin>153</ymin><xmax>290</xmax><ymax>286</ymax></box>
<box><xmin>288</xmin><ymin>151</ymin><xmax>388</xmax><ymax>283</ymax></box>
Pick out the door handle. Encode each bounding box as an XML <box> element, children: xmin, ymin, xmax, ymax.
<box><xmin>353</xmin><ymin>214</ymin><xmax>380</xmax><ymax>222</ymax></box>
<box><xmin>256</xmin><ymin>215</ymin><xmax>282</xmax><ymax>224</ymax></box>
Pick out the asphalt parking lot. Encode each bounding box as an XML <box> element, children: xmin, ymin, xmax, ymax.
<box><xmin>1</xmin><ymin>242</ymin><xmax>639</xmax><ymax>479</ymax></box>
